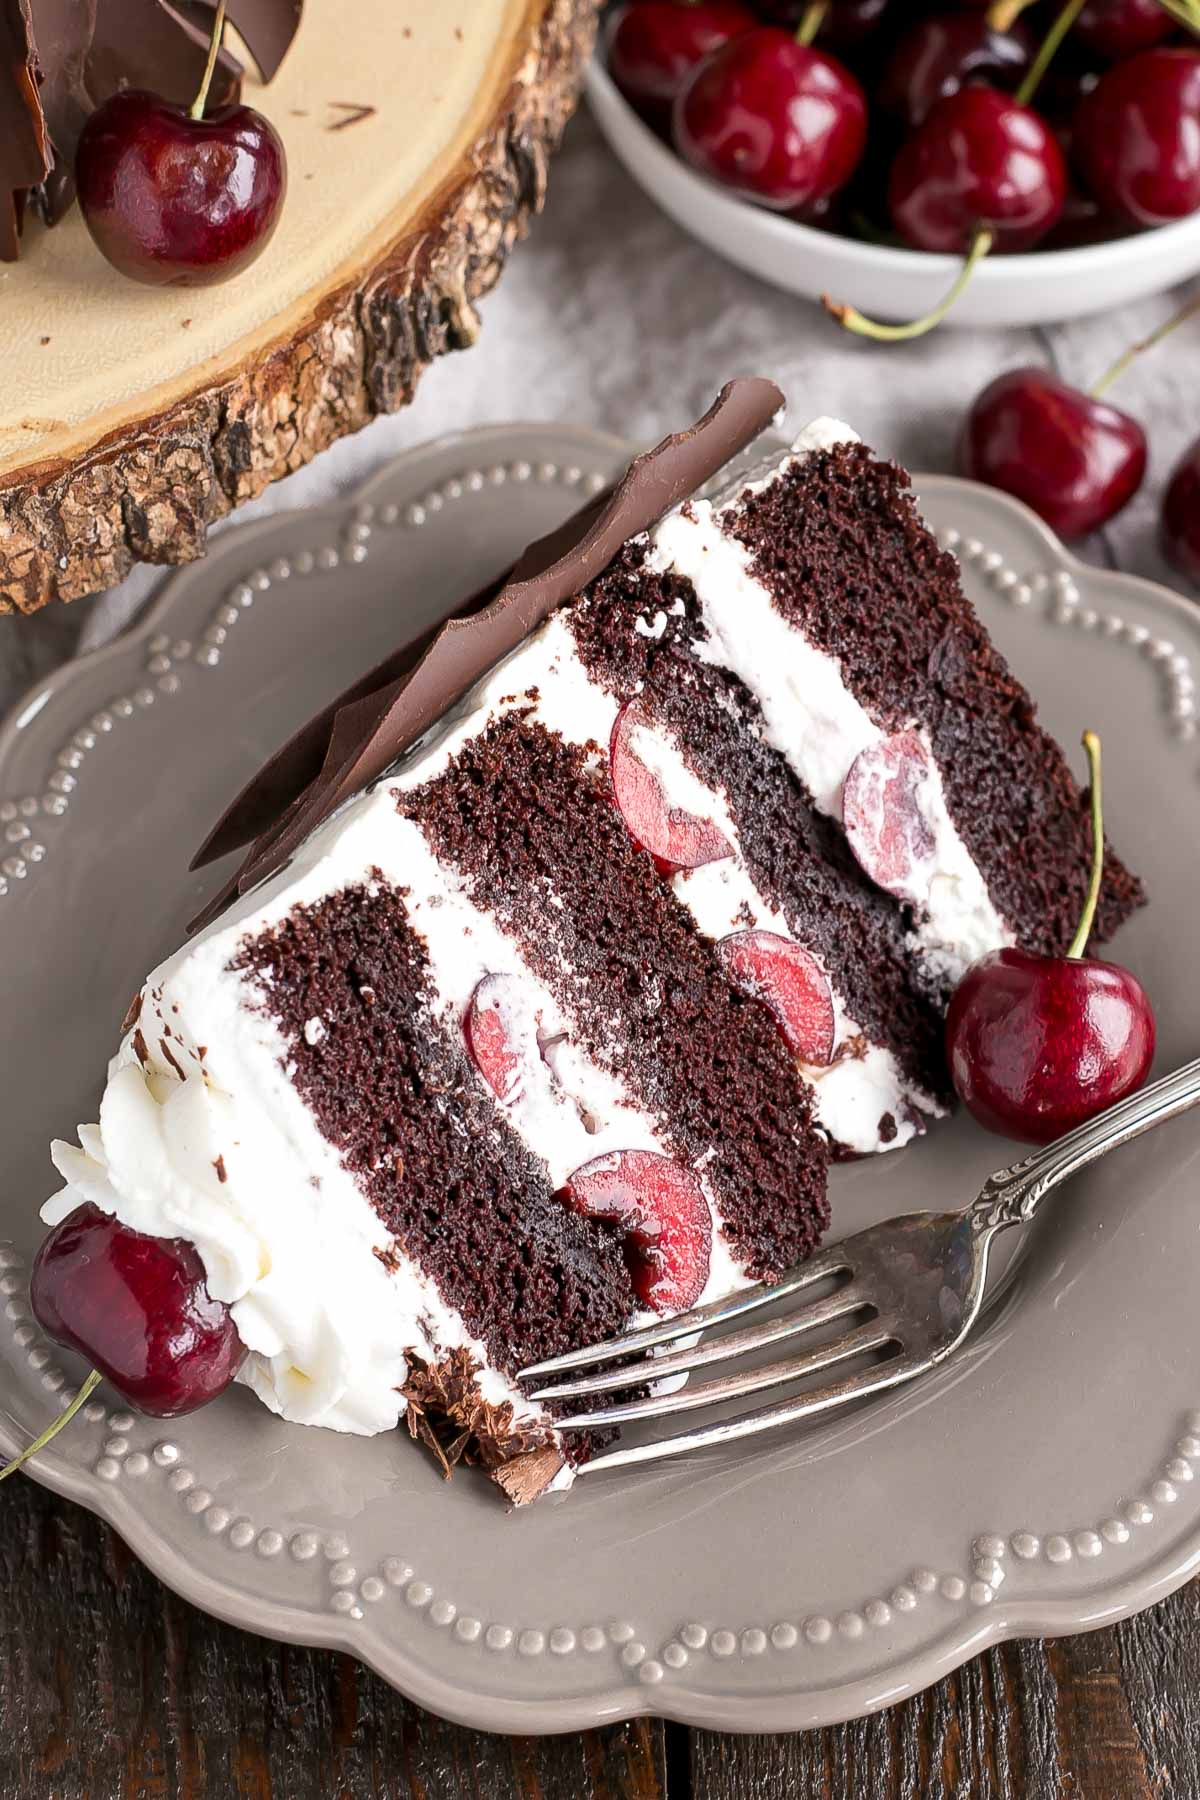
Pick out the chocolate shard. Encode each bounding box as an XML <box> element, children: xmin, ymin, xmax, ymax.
<box><xmin>188</xmin><ymin>377</ymin><xmax>784</xmax><ymax>933</ymax></box>
<box><xmin>1</xmin><ymin>0</ymin><xmax>50</xmax><ymax>260</ymax></box>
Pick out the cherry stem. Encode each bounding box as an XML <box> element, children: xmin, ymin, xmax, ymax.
<box><xmin>1155</xmin><ymin>0</ymin><xmax>1200</xmax><ymax>31</ymax></box>
<box><xmin>1067</xmin><ymin>731</ymin><xmax>1104</xmax><ymax>960</ymax></box>
<box><xmin>986</xmin><ymin>0</ymin><xmax>1030</xmax><ymax>24</ymax></box>
<box><xmin>190</xmin><ymin>0</ymin><xmax>229</xmax><ymax>122</ymax></box>
<box><xmin>1014</xmin><ymin>0</ymin><xmax>1087</xmax><ymax>108</ymax></box>
<box><xmin>794</xmin><ymin>2</ymin><xmax>828</xmax><ymax>46</ymax></box>
<box><xmin>0</xmin><ymin>1368</ymin><xmax>103</xmax><ymax>1486</ymax></box>
<box><xmin>1089</xmin><ymin>291</ymin><xmax>1200</xmax><ymax>398</ymax></box>
<box><xmin>823</xmin><ymin>226</ymin><xmax>993</xmax><ymax>341</ymax></box>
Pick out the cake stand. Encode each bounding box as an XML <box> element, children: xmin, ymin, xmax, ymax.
<box><xmin>0</xmin><ymin>0</ymin><xmax>598</xmax><ymax>616</ymax></box>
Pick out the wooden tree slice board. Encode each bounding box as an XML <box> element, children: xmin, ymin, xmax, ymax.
<box><xmin>0</xmin><ymin>0</ymin><xmax>598</xmax><ymax>615</ymax></box>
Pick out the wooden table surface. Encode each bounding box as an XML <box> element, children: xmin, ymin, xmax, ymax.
<box><xmin>3</xmin><ymin>109</ymin><xmax>1200</xmax><ymax>1800</ymax></box>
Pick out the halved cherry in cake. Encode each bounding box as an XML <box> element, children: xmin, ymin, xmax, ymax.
<box><xmin>464</xmin><ymin>974</ymin><xmax>542</xmax><ymax>1105</ymax></box>
<box><xmin>610</xmin><ymin>700</ymin><xmax>731</xmax><ymax>873</ymax></box>
<box><xmin>716</xmin><ymin>931</ymin><xmax>836</xmax><ymax>1066</ymax></box>
<box><xmin>842</xmin><ymin>731</ymin><xmax>936</xmax><ymax>903</ymax></box>
<box><xmin>562</xmin><ymin>1149</ymin><xmax>711</xmax><ymax>1313</ymax></box>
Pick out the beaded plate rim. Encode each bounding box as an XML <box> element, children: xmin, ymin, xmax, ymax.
<box><xmin>1</xmin><ymin>422</ymin><xmax>1200</xmax><ymax>1736</ymax></box>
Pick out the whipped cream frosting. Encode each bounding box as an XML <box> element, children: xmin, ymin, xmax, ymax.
<box><xmin>645</xmin><ymin>418</ymin><xmax>1015</xmax><ymax>990</ymax></box>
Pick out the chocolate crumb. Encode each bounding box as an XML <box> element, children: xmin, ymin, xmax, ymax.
<box><xmin>214</xmin><ymin>1155</ymin><xmax>227</xmax><ymax>1184</ymax></box>
<box><xmin>121</xmin><ymin>992</ymin><xmax>143</xmax><ymax>1033</ymax></box>
<box><xmin>132</xmin><ymin>1029</ymin><xmax>149</xmax><ymax>1067</ymax></box>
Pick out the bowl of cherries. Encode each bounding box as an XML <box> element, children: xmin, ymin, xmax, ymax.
<box><xmin>589</xmin><ymin>0</ymin><xmax>1200</xmax><ymax>329</ymax></box>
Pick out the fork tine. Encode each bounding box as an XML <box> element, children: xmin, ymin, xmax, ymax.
<box><xmin>550</xmin><ymin>1320</ymin><xmax>893</xmax><ymax>1431</ymax></box>
<box><xmin>518</xmin><ymin>1240</ymin><xmax>852</xmax><ymax>1380</ymax></box>
<box><xmin>573</xmin><ymin>1348</ymin><xmax>923</xmax><ymax>1475</ymax></box>
<box><xmin>525</xmin><ymin>1283</ymin><xmax>873</xmax><ymax>1403</ymax></box>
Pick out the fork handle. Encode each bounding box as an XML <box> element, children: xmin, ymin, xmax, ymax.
<box><xmin>972</xmin><ymin>1054</ymin><xmax>1200</xmax><ymax>1233</ymax></box>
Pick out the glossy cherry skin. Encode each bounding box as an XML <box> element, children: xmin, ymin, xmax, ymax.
<box><xmin>609</xmin><ymin>1</ymin><xmax>756</xmax><ymax>114</ymax></box>
<box><xmin>75</xmin><ymin>89</ymin><xmax>286</xmax><ymax>286</ymax></box>
<box><xmin>1161</xmin><ymin>439</ymin><xmax>1200</xmax><ymax>586</ymax></box>
<box><xmin>946</xmin><ymin>948</ymin><xmax>1156</xmax><ymax>1145</ymax></box>
<box><xmin>889</xmin><ymin>87</ymin><xmax>1066</xmax><ymax>253</ymax></box>
<box><xmin>31</xmin><ymin>1203</ymin><xmax>244</xmax><ymax>1416</ymax></box>
<box><xmin>960</xmin><ymin>368</ymin><xmax>1147</xmax><ymax>539</ymax></box>
<box><xmin>1073</xmin><ymin>0</ymin><xmax>1174</xmax><ymax>62</ymax></box>
<box><xmin>877</xmin><ymin>14</ymin><xmax>1031</xmax><ymax>130</ymax></box>
<box><xmin>674</xmin><ymin>28</ymin><xmax>867</xmax><ymax>209</ymax></box>
<box><xmin>1073</xmin><ymin>51</ymin><xmax>1200</xmax><ymax>227</ymax></box>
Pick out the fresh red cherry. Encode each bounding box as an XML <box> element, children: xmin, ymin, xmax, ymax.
<box><xmin>888</xmin><ymin>86</ymin><xmax>1066</xmax><ymax>253</ymax></box>
<box><xmin>30</xmin><ymin>1203</ymin><xmax>244</xmax><ymax>1416</ymax></box>
<box><xmin>75</xmin><ymin>87</ymin><xmax>285</xmax><ymax>286</ymax></box>
<box><xmin>610</xmin><ymin>699</ymin><xmax>732</xmax><ymax>871</ymax></box>
<box><xmin>673</xmin><ymin>27</ymin><xmax>868</xmax><ymax>209</ymax></box>
<box><xmin>960</xmin><ymin>368</ymin><xmax>1146</xmax><ymax>539</ymax></box>
<box><xmin>1073</xmin><ymin>50</ymin><xmax>1200</xmax><ymax>227</ymax></box>
<box><xmin>946</xmin><ymin>732</ymin><xmax>1155</xmax><ymax>1145</ymax></box>
<box><xmin>877</xmin><ymin>14</ymin><xmax>1032</xmax><ymax>130</ymax></box>
<box><xmin>1161</xmin><ymin>439</ymin><xmax>1200</xmax><ymax>587</ymax></box>
<box><xmin>1073</xmin><ymin>0</ymin><xmax>1173</xmax><ymax>62</ymax></box>
<box><xmin>609</xmin><ymin>0</ymin><xmax>757</xmax><ymax>121</ymax></box>
<box><xmin>716</xmin><ymin>931</ymin><xmax>836</xmax><ymax>1064</ymax></box>
<box><xmin>562</xmin><ymin>1150</ymin><xmax>712</xmax><ymax>1313</ymax></box>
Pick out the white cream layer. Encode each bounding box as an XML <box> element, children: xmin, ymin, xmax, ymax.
<box><xmin>644</xmin><ymin>419</ymin><xmax>1015</xmax><ymax>990</ymax></box>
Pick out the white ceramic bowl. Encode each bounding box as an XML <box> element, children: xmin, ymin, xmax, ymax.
<box><xmin>587</xmin><ymin>55</ymin><xmax>1200</xmax><ymax>329</ymax></box>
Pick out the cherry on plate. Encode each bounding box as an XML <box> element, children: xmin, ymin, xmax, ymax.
<box><xmin>946</xmin><ymin>731</ymin><xmax>1155</xmax><ymax>1145</ymax></box>
<box><xmin>673</xmin><ymin>27</ymin><xmax>868</xmax><ymax>210</ymax></box>
<box><xmin>610</xmin><ymin>699</ymin><xmax>732</xmax><ymax>871</ymax></box>
<box><xmin>30</xmin><ymin>1203</ymin><xmax>244</xmax><ymax>1416</ymax></box>
<box><xmin>1073</xmin><ymin>50</ymin><xmax>1200</xmax><ymax>227</ymax></box>
<box><xmin>716</xmin><ymin>931</ymin><xmax>836</xmax><ymax>1065</ymax></box>
<box><xmin>888</xmin><ymin>86</ymin><xmax>1066</xmax><ymax>253</ymax></box>
<box><xmin>960</xmin><ymin>368</ymin><xmax>1147</xmax><ymax>539</ymax></box>
<box><xmin>562</xmin><ymin>1149</ymin><xmax>712</xmax><ymax>1313</ymax></box>
<box><xmin>75</xmin><ymin>88</ymin><xmax>286</xmax><ymax>285</ymax></box>
<box><xmin>1161</xmin><ymin>439</ymin><xmax>1200</xmax><ymax>586</ymax></box>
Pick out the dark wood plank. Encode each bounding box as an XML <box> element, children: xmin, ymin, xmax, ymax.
<box><xmin>690</xmin><ymin>1614</ymin><xmax>1179</xmax><ymax>1800</ymax></box>
<box><xmin>0</xmin><ymin>1475</ymin><xmax>667</xmax><ymax>1800</ymax></box>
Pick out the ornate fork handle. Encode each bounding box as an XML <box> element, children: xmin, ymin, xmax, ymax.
<box><xmin>972</xmin><ymin>1055</ymin><xmax>1200</xmax><ymax>1235</ymax></box>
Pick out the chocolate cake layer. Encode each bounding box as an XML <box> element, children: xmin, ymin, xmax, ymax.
<box><xmin>404</xmin><ymin>719</ymin><xmax>831</xmax><ymax>1280</ymax></box>
<box><xmin>569</xmin><ymin>544</ymin><xmax>952</xmax><ymax>1110</ymax></box>
<box><xmin>235</xmin><ymin>880</ymin><xmax>636</xmax><ymax>1385</ymax></box>
<box><xmin>729</xmin><ymin>444</ymin><xmax>1145</xmax><ymax>953</ymax></box>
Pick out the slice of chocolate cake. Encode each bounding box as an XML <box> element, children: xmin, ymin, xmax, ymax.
<box><xmin>43</xmin><ymin>380</ymin><xmax>1144</xmax><ymax>1500</ymax></box>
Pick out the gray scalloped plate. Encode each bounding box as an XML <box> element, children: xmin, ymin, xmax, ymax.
<box><xmin>2</xmin><ymin>422</ymin><xmax>1200</xmax><ymax>1737</ymax></box>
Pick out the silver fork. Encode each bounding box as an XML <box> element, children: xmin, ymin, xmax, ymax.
<box><xmin>519</xmin><ymin>1056</ymin><xmax>1200</xmax><ymax>1478</ymax></box>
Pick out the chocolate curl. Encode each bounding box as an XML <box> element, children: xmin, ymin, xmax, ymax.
<box><xmin>187</xmin><ymin>377</ymin><xmax>784</xmax><ymax>934</ymax></box>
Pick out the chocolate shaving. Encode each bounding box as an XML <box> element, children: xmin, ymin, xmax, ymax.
<box><xmin>188</xmin><ymin>378</ymin><xmax>784</xmax><ymax>932</ymax></box>
<box><xmin>399</xmin><ymin>1347</ymin><xmax>556</xmax><ymax>1497</ymax></box>
<box><xmin>326</xmin><ymin>99</ymin><xmax>374</xmax><ymax>131</ymax></box>
<box><xmin>491</xmin><ymin>1445</ymin><xmax>568</xmax><ymax>1508</ymax></box>
<box><xmin>0</xmin><ymin>0</ymin><xmax>50</xmax><ymax>260</ymax></box>
<box><xmin>120</xmin><ymin>990</ymin><xmax>143</xmax><ymax>1033</ymax></box>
